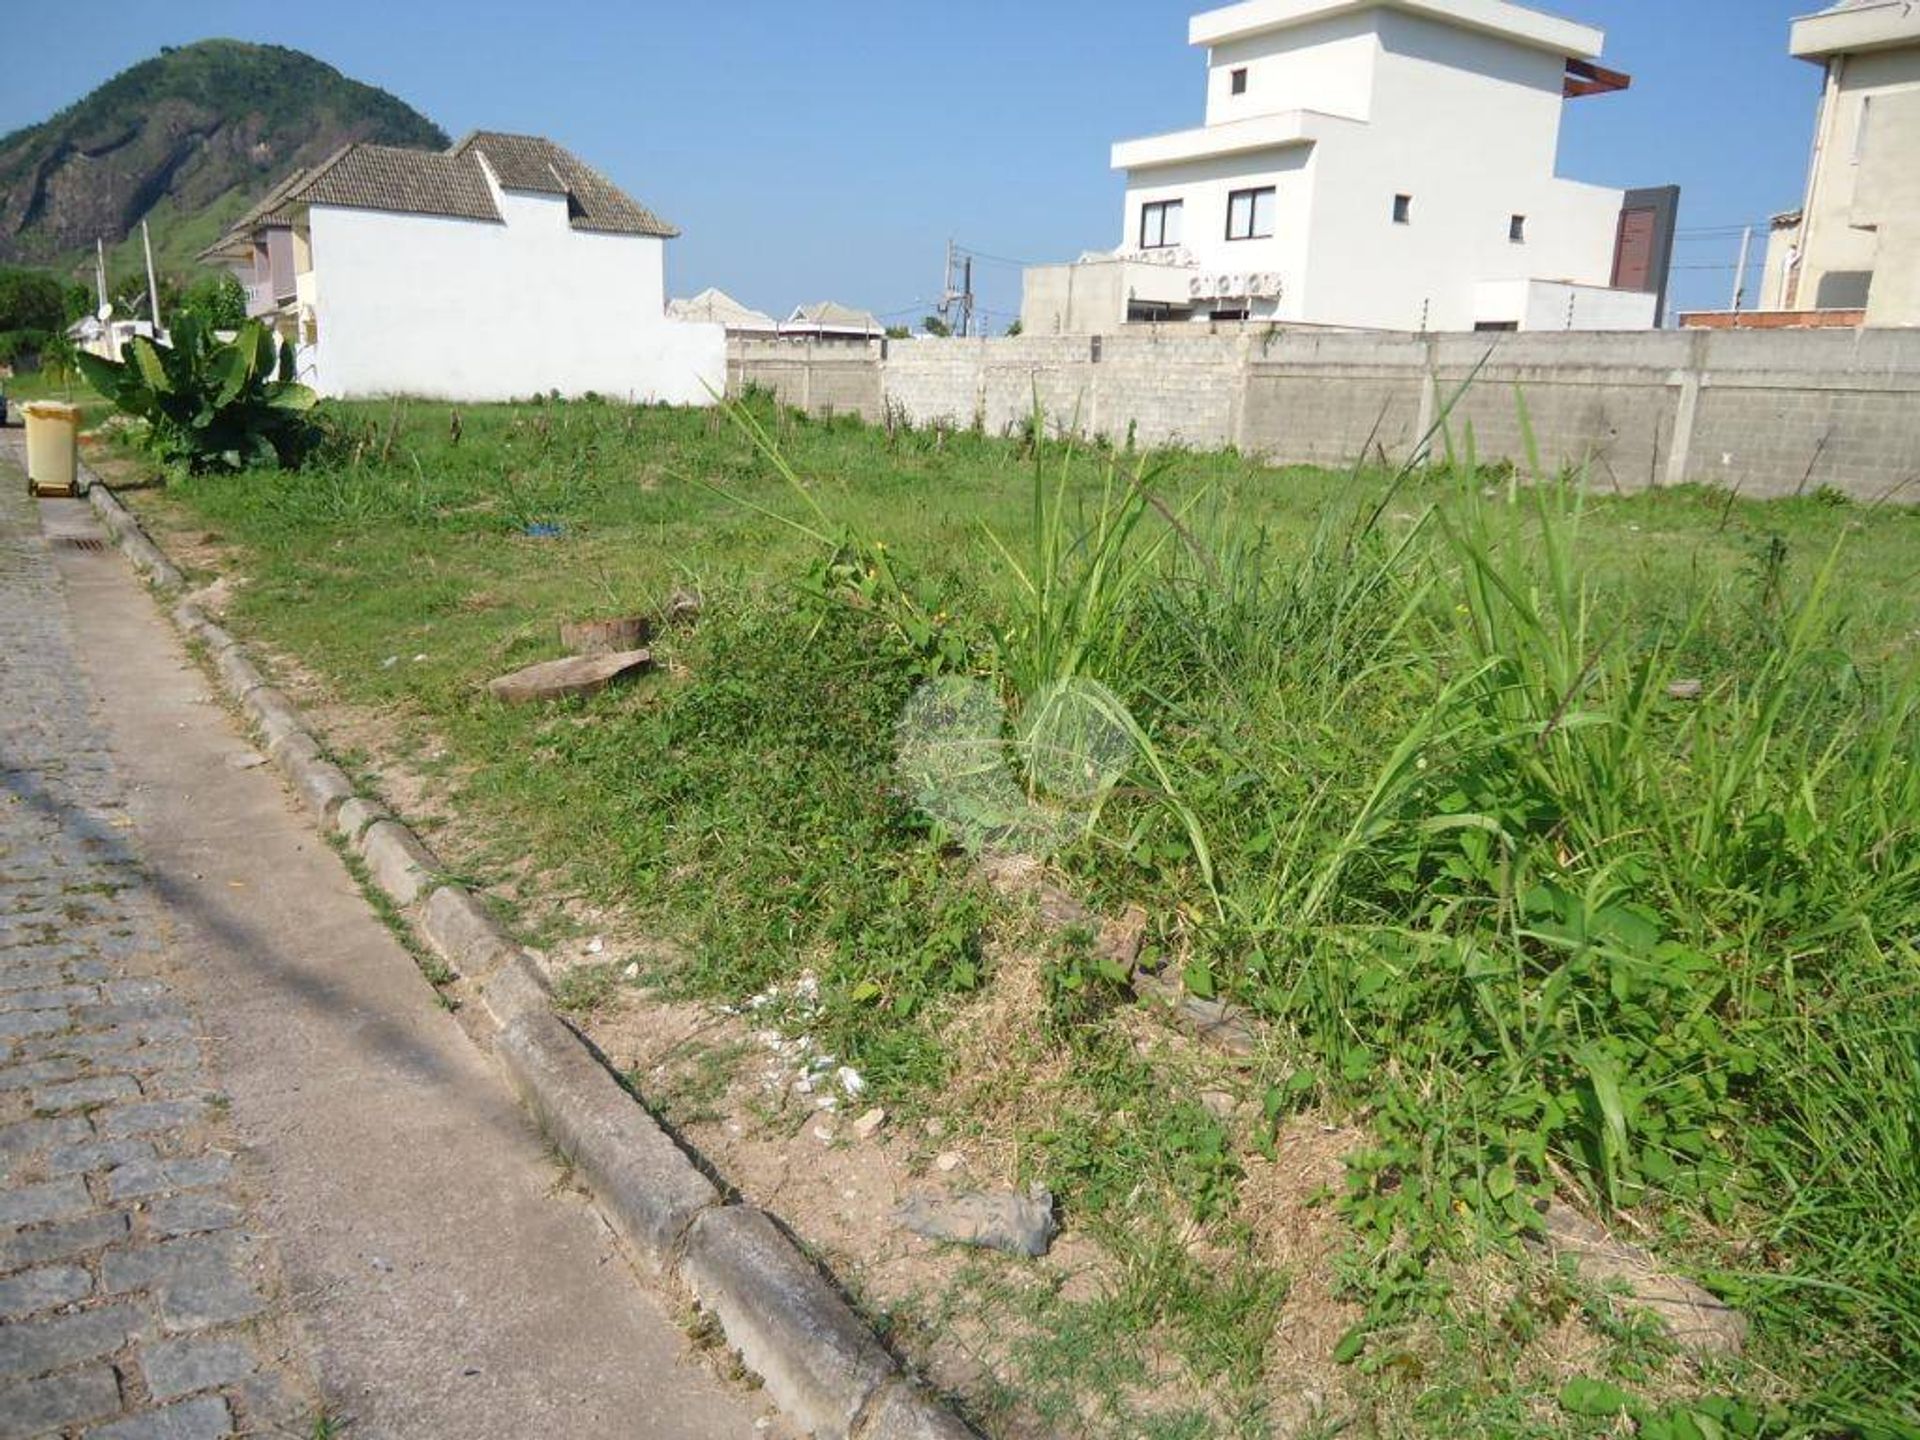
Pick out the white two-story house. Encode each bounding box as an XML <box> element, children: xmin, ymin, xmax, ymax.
<box><xmin>1025</xmin><ymin>0</ymin><xmax>1676</xmax><ymax>334</ymax></box>
<box><xmin>202</xmin><ymin>131</ymin><xmax>723</xmax><ymax>403</ymax></box>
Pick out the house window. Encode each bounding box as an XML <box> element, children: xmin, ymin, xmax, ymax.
<box><xmin>1509</xmin><ymin>214</ymin><xmax>1527</xmax><ymax>243</ymax></box>
<box><xmin>1393</xmin><ymin>194</ymin><xmax>1413</xmax><ymax>225</ymax></box>
<box><xmin>1226</xmin><ymin>187</ymin><xmax>1277</xmax><ymax>241</ymax></box>
<box><xmin>1230</xmin><ymin>67</ymin><xmax>1248</xmax><ymax>95</ymax></box>
<box><xmin>1140</xmin><ymin>199</ymin><xmax>1183</xmax><ymax>249</ymax></box>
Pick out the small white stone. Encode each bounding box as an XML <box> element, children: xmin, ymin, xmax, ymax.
<box><xmin>812</xmin><ymin>1123</ymin><xmax>836</xmax><ymax>1144</ymax></box>
<box><xmin>586</xmin><ymin>936</ymin><xmax>604</xmax><ymax>955</ymax></box>
<box><xmin>836</xmin><ymin>1066</ymin><xmax>866</xmax><ymax>1098</ymax></box>
<box><xmin>852</xmin><ymin>1107</ymin><xmax>887</xmax><ymax>1140</ymax></box>
<box><xmin>622</xmin><ymin>962</ymin><xmax>639</xmax><ymax>980</ymax></box>
<box><xmin>935</xmin><ymin>1151</ymin><xmax>963</xmax><ymax>1172</ymax></box>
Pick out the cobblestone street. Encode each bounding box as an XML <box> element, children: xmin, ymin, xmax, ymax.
<box><xmin>1</xmin><ymin>479</ymin><xmax>314</xmax><ymax>1437</ymax></box>
<box><xmin>0</xmin><ymin>441</ymin><xmax>767</xmax><ymax>1440</ymax></box>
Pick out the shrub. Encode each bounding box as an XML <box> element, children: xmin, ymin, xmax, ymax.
<box><xmin>75</xmin><ymin>313</ymin><xmax>319</xmax><ymax>472</ymax></box>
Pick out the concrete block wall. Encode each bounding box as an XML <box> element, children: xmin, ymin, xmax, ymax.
<box><xmin>728</xmin><ymin>328</ymin><xmax>1920</xmax><ymax>502</ymax></box>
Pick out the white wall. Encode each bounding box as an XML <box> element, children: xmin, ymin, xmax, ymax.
<box><xmin>1295</xmin><ymin>11</ymin><xmax>1622</xmax><ymax>331</ymax></box>
<box><xmin>1475</xmin><ymin>278</ymin><xmax>1655</xmax><ymax>332</ymax></box>
<box><xmin>1120</xmin><ymin>146</ymin><xmax>1316</xmax><ymax>317</ymax></box>
<box><xmin>1204</xmin><ymin>11</ymin><xmax>1378</xmax><ymax>125</ymax></box>
<box><xmin>305</xmin><ymin>188</ymin><xmax>724</xmax><ymax>404</ymax></box>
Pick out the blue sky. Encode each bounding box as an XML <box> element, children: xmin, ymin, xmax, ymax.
<box><xmin>8</xmin><ymin>2</ymin><xmax>1823</xmax><ymax>325</ymax></box>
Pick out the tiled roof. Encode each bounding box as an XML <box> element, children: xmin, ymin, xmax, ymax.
<box><xmin>197</xmin><ymin>165</ymin><xmax>316</xmax><ymax>261</ymax></box>
<box><xmin>448</xmin><ymin>131</ymin><xmax>679</xmax><ymax>237</ymax></box>
<box><xmin>202</xmin><ymin>131</ymin><xmax>679</xmax><ymax>251</ymax></box>
<box><xmin>298</xmin><ymin>142</ymin><xmax>503</xmax><ymax>223</ymax></box>
<box><xmin>783</xmin><ymin>301</ymin><xmax>885</xmax><ymax>334</ymax></box>
<box><xmin>668</xmin><ymin>288</ymin><xmax>779</xmax><ymax>330</ymax></box>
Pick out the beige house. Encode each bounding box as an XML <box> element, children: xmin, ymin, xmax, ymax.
<box><xmin>1764</xmin><ymin>0</ymin><xmax>1920</xmax><ymax>326</ymax></box>
<box><xmin>667</xmin><ymin>287</ymin><xmax>779</xmax><ymax>337</ymax></box>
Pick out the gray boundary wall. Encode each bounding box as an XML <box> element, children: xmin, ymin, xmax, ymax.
<box><xmin>728</xmin><ymin>329</ymin><xmax>1920</xmax><ymax>502</ymax></box>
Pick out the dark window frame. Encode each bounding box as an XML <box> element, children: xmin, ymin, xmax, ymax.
<box><xmin>1509</xmin><ymin>214</ymin><xmax>1527</xmax><ymax>243</ymax></box>
<box><xmin>1230</xmin><ymin>67</ymin><xmax>1248</xmax><ymax>95</ymax></box>
<box><xmin>1225</xmin><ymin>186</ymin><xmax>1277</xmax><ymax>242</ymax></box>
<box><xmin>1393</xmin><ymin>193</ymin><xmax>1412</xmax><ymax>225</ymax></box>
<box><xmin>1139</xmin><ymin>198</ymin><xmax>1183</xmax><ymax>250</ymax></box>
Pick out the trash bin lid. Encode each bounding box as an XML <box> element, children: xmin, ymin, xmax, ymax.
<box><xmin>21</xmin><ymin>401</ymin><xmax>81</xmax><ymax>420</ymax></box>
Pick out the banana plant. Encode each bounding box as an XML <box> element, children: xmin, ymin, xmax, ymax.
<box><xmin>76</xmin><ymin>313</ymin><xmax>319</xmax><ymax>473</ymax></box>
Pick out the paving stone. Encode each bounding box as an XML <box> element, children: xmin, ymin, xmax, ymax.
<box><xmin>0</xmin><ymin>1261</ymin><xmax>94</xmax><ymax>1317</ymax></box>
<box><xmin>0</xmin><ymin>1302</ymin><xmax>144</xmax><ymax>1380</ymax></box>
<box><xmin>0</xmin><ymin>1364</ymin><xmax>122</xmax><ymax>1439</ymax></box>
<box><xmin>46</xmin><ymin>1136</ymin><xmax>158</xmax><ymax>1176</ymax></box>
<box><xmin>3</xmin><ymin>984</ymin><xmax>99</xmax><ymax>1011</ymax></box>
<box><xmin>106</xmin><ymin>1155</ymin><xmax>234</xmax><ymax>1202</ymax></box>
<box><xmin>0</xmin><ymin>1175</ymin><xmax>94</xmax><ymax>1226</ymax></box>
<box><xmin>140</xmin><ymin>1335</ymin><xmax>259</xmax><ymax>1401</ymax></box>
<box><xmin>72</xmin><ymin>1000</ymin><xmax>192</xmax><ymax>1031</ymax></box>
<box><xmin>0</xmin><ymin>1210</ymin><xmax>130</xmax><ymax>1268</ymax></box>
<box><xmin>102</xmin><ymin>1233</ymin><xmax>266</xmax><ymax>1332</ymax></box>
<box><xmin>33</xmin><ymin>1074</ymin><xmax>141</xmax><ymax>1112</ymax></box>
<box><xmin>0</xmin><ymin>1114</ymin><xmax>94</xmax><ymax>1160</ymax></box>
<box><xmin>234</xmin><ymin>1366</ymin><xmax>309</xmax><ymax>1433</ymax></box>
<box><xmin>0</xmin><ymin>1009</ymin><xmax>69</xmax><ymax>1040</ymax></box>
<box><xmin>92</xmin><ymin>1100</ymin><xmax>206</xmax><ymax>1140</ymax></box>
<box><xmin>0</xmin><ymin>962</ymin><xmax>68</xmax><ymax>993</ymax></box>
<box><xmin>141</xmin><ymin>1193</ymin><xmax>242</xmax><ymax>1240</ymax></box>
<box><xmin>103</xmin><ymin>980</ymin><xmax>168</xmax><ymax>1005</ymax></box>
<box><xmin>0</xmin><ymin>1056</ymin><xmax>84</xmax><ymax>1092</ymax></box>
<box><xmin>88</xmin><ymin>1395</ymin><xmax>233</xmax><ymax>1440</ymax></box>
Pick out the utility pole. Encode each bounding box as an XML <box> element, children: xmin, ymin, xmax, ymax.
<box><xmin>1729</xmin><ymin>225</ymin><xmax>1754</xmax><ymax>312</ymax></box>
<box><xmin>142</xmin><ymin>219</ymin><xmax>164</xmax><ymax>333</ymax></box>
<box><xmin>938</xmin><ymin>240</ymin><xmax>975</xmax><ymax>337</ymax></box>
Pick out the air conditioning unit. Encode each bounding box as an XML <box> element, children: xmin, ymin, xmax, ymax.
<box><xmin>1248</xmin><ymin>273</ymin><xmax>1283</xmax><ymax>298</ymax></box>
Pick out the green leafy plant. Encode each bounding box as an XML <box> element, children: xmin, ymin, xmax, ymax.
<box><xmin>75</xmin><ymin>312</ymin><xmax>319</xmax><ymax>472</ymax></box>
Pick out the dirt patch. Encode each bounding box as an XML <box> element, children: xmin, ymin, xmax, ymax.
<box><xmin>1241</xmin><ymin>1118</ymin><xmax>1366</xmax><ymax>1434</ymax></box>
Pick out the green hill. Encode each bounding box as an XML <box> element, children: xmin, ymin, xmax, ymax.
<box><xmin>0</xmin><ymin>39</ymin><xmax>446</xmax><ymax>279</ymax></box>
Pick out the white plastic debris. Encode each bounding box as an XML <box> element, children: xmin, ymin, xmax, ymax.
<box><xmin>836</xmin><ymin>1066</ymin><xmax>866</xmax><ymax>1098</ymax></box>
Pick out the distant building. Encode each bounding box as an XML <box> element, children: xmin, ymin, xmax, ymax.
<box><xmin>779</xmin><ymin>302</ymin><xmax>886</xmax><ymax>342</ymax></box>
<box><xmin>201</xmin><ymin>131</ymin><xmax>723</xmax><ymax>403</ymax></box>
<box><xmin>1024</xmin><ymin>0</ymin><xmax>1676</xmax><ymax>335</ymax></box>
<box><xmin>1758</xmin><ymin>0</ymin><xmax>1920</xmax><ymax>328</ymax></box>
<box><xmin>668</xmin><ymin>288</ymin><xmax>780</xmax><ymax>337</ymax></box>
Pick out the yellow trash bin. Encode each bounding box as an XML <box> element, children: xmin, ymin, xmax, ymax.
<box><xmin>24</xmin><ymin>401</ymin><xmax>82</xmax><ymax>498</ymax></box>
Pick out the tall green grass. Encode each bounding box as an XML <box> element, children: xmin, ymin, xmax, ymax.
<box><xmin>1028</xmin><ymin>448</ymin><xmax>1919</xmax><ymax>1429</ymax></box>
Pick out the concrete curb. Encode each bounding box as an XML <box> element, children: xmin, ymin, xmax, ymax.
<box><xmin>87</xmin><ymin>474</ymin><xmax>978</xmax><ymax>1440</ymax></box>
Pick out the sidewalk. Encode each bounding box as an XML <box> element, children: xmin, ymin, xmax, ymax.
<box><xmin>0</xmin><ymin>441</ymin><xmax>774</xmax><ymax>1438</ymax></box>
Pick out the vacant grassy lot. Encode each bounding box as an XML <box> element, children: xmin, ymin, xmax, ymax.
<box><xmin>125</xmin><ymin>395</ymin><xmax>1918</xmax><ymax>1438</ymax></box>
